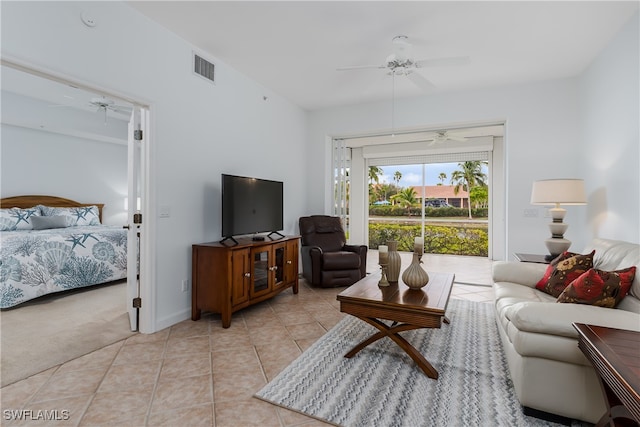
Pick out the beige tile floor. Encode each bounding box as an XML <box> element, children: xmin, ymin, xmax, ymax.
<box><xmin>0</xmin><ymin>253</ymin><xmax>494</xmax><ymax>427</ymax></box>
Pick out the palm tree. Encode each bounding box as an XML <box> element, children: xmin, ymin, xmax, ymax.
<box><xmin>368</xmin><ymin>166</ymin><xmax>385</xmax><ymax>205</ymax></box>
<box><xmin>368</xmin><ymin>166</ymin><xmax>384</xmax><ymax>185</ymax></box>
<box><xmin>393</xmin><ymin>170</ymin><xmax>402</xmax><ymax>187</ymax></box>
<box><xmin>437</xmin><ymin>172</ymin><xmax>447</xmax><ymax>185</ymax></box>
<box><xmin>390</xmin><ymin>187</ymin><xmax>418</xmax><ymax>215</ymax></box>
<box><xmin>450</xmin><ymin>161</ymin><xmax>488</xmax><ymax>219</ymax></box>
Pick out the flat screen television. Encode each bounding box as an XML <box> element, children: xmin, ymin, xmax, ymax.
<box><xmin>221</xmin><ymin>174</ymin><xmax>284</xmax><ymax>243</ymax></box>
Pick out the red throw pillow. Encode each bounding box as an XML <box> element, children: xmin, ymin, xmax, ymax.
<box><xmin>535</xmin><ymin>250</ymin><xmax>595</xmax><ymax>297</ymax></box>
<box><xmin>557</xmin><ymin>266</ymin><xmax>637</xmax><ymax>307</ymax></box>
<box><xmin>536</xmin><ymin>251</ymin><xmax>576</xmax><ymax>289</ymax></box>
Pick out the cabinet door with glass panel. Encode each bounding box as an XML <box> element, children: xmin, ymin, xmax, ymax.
<box><xmin>250</xmin><ymin>242</ymin><xmax>286</xmax><ymax>298</ymax></box>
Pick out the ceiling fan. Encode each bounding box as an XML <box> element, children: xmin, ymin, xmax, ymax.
<box><xmin>88</xmin><ymin>97</ymin><xmax>131</xmax><ymax>124</ymax></box>
<box><xmin>427</xmin><ymin>130</ymin><xmax>468</xmax><ymax>145</ymax></box>
<box><xmin>49</xmin><ymin>96</ymin><xmax>131</xmax><ymax>124</ymax></box>
<box><xmin>337</xmin><ymin>35</ymin><xmax>469</xmax><ymax>92</ymax></box>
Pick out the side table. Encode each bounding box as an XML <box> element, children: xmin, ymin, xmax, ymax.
<box><xmin>573</xmin><ymin>323</ymin><xmax>640</xmax><ymax>426</ymax></box>
<box><xmin>514</xmin><ymin>253</ymin><xmax>550</xmax><ymax>264</ymax></box>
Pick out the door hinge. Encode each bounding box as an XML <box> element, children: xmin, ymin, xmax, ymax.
<box><xmin>134</xmin><ymin>129</ymin><xmax>143</xmax><ymax>141</ymax></box>
<box><xmin>133</xmin><ymin>297</ymin><xmax>142</xmax><ymax>308</ymax></box>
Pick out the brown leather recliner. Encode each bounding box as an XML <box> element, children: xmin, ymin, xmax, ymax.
<box><xmin>299</xmin><ymin>215</ymin><xmax>367</xmax><ymax>287</ymax></box>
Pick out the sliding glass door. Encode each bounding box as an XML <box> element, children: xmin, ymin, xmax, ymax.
<box><xmin>332</xmin><ymin>125</ymin><xmax>504</xmax><ymax>259</ymax></box>
<box><xmin>367</xmin><ymin>160</ymin><xmax>489</xmax><ymax>257</ymax></box>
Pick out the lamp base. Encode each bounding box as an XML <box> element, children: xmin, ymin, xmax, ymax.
<box><xmin>544</xmin><ymin>237</ymin><xmax>571</xmax><ymax>261</ymax></box>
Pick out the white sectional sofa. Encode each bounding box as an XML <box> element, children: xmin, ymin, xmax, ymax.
<box><xmin>492</xmin><ymin>238</ymin><xmax>640</xmax><ymax>424</ymax></box>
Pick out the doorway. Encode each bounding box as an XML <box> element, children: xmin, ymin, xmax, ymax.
<box><xmin>0</xmin><ymin>58</ymin><xmax>151</xmax><ymax>331</ymax></box>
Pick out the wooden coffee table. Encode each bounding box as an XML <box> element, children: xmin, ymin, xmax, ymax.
<box><xmin>337</xmin><ymin>271</ymin><xmax>455</xmax><ymax>379</ymax></box>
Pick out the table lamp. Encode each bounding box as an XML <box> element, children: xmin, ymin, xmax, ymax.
<box><xmin>530</xmin><ymin>179</ymin><xmax>586</xmax><ymax>260</ymax></box>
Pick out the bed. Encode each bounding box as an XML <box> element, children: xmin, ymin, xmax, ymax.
<box><xmin>0</xmin><ymin>195</ymin><xmax>128</xmax><ymax>309</ymax></box>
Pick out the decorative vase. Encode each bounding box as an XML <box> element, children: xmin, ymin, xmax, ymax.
<box><xmin>386</xmin><ymin>241</ymin><xmax>401</xmax><ymax>283</ymax></box>
<box><xmin>402</xmin><ymin>252</ymin><xmax>429</xmax><ymax>290</ymax></box>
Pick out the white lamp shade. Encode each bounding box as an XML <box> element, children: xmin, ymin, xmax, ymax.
<box><xmin>530</xmin><ymin>179</ymin><xmax>587</xmax><ymax>205</ymax></box>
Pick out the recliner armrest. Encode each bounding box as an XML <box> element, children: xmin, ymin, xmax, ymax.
<box><xmin>343</xmin><ymin>244</ymin><xmax>368</xmax><ymax>279</ymax></box>
<box><xmin>343</xmin><ymin>244</ymin><xmax>366</xmax><ymax>254</ymax></box>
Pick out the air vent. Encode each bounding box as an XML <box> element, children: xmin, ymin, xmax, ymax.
<box><xmin>193</xmin><ymin>52</ymin><xmax>215</xmax><ymax>83</ymax></box>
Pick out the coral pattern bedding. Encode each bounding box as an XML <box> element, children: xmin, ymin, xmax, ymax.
<box><xmin>0</xmin><ymin>197</ymin><xmax>128</xmax><ymax>308</ymax></box>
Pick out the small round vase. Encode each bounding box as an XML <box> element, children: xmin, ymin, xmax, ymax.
<box><xmin>386</xmin><ymin>241</ymin><xmax>401</xmax><ymax>283</ymax></box>
<box><xmin>402</xmin><ymin>252</ymin><xmax>429</xmax><ymax>290</ymax></box>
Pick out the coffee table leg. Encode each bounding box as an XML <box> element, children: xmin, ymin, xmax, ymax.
<box><xmin>344</xmin><ymin>316</ymin><xmax>440</xmax><ymax>379</ymax></box>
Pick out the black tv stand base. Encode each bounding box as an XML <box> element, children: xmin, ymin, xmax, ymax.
<box><xmin>219</xmin><ymin>236</ymin><xmax>239</xmax><ymax>245</ymax></box>
<box><xmin>268</xmin><ymin>231</ymin><xmax>285</xmax><ymax>240</ymax></box>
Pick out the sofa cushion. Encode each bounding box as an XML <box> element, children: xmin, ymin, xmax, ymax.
<box><xmin>557</xmin><ymin>266</ymin><xmax>636</xmax><ymax>307</ymax></box>
<box><xmin>535</xmin><ymin>250</ymin><xmax>595</xmax><ymax>297</ymax></box>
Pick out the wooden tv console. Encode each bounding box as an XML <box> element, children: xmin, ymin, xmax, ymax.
<box><xmin>192</xmin><ymin>235</ymin><xmax>300</xmax><ymax>328</ymax></box>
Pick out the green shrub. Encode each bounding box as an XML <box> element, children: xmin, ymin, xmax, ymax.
<box><xmin>368</xmin><ymin>206</ymin><xmax>488</xmax><ymax>218</ymax></box>
<box><xmin>368</xmin><ymin>223</ymin><xmax>488</xmax><ymax>257</ymax></box>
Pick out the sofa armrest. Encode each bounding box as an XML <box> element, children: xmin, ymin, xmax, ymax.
<box><xmin>507</xmin><ymin>301</ymin><xmax>640</xmax><ymax>339</ymax></box>
<box><xmin>492</xmin><ymin>261</ymin><xmax>547</xmax><ymax>288</ymax></box>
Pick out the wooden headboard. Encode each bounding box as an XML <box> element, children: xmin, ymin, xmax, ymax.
<box><xmin>1</xmin><ymin>195</ymin><xmax>105</xmax><ymax>222</ymax></box>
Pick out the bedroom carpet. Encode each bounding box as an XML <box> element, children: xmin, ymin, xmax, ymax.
<box><xmin>255</xmin><ymin>298</ymin><xmax>586</xmax><ymax>427</ymax></box>
<box><xmin>0</xmin><ymin>281</ymin><xmax>135</xmax><ymax>387</ymax></box>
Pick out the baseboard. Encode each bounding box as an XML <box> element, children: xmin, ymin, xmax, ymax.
<box><xmin>522</xmin><ymin>406</ymin><xmax>573</xmax><ymax>426</ymax></box>
<box><xmin>154</xmin><ymin>308</ymin><xmax>191</xmax><ymax>333</ymax></box>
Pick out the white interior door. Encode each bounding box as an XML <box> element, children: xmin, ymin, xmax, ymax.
<box><xmin>126</xmin><ymin>108</ymin><xmax>142</xmax><ymax>331</ymax></box>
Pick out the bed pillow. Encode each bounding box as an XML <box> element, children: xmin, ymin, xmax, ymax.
<box><xmin>31</xmin><ymin>215</ymin><xmax>70</xmax><ymax>230</ymax></box>
<box><xmin>557</xmin><ymin>266</ymin><xmax>637</xmax><ymax>308</ymax></box>
<box><xmin>0</xmin><ymin>207</ymin><xmax>40</xmax><ymax>231</ymax></box>
<box><xmin>535</xmin><ymin>250</ymin><xmax>595</xmax><ymax>297</ymax></box>
<box><xmin>38</xmin><ymin>205</ymin><xmax>101</xmax><ymax>226</ymax></box>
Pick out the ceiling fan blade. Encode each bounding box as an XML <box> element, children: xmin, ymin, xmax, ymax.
<box><xmin>110</xmin><ymin>106</ymin><xmax>132</xmax><ymax>114</ymax></box>
<box><xmin>406</xmin><ymin>71</ymin><xmax>436</xmax><ymax>92</ymax></box>
<box><xmin>336</xmin><ymin>64</ymin><xmax>387</xmax><ymax>71</ymax></box>
<box><xmin>415</xmin><ymin>56</ymin><xmax>470</xmax><ymax>68</ymax></box>
<box><xmin>448</xmin><ymin>135</ymin><xmax>468</xmax><ymax>142</ymax></box>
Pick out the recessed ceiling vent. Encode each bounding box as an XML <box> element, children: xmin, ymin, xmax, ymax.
<box><xmin>193</xmin><ymin>52</ymin><xmax>215</xmax><ymax>84</ymax></box>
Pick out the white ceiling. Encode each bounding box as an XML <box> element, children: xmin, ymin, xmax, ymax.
<box><xmin>128</xmin><ymin>1</ymin><xmax>638</xmax><ymax>111</ymax></box>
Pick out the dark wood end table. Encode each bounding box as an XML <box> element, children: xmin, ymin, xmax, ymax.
<box><xmin>573</xmin><ymin>323</ymin><xmax>640</xmax><ymax>426</ymax></box>
<box><xmin>337</xmin><ymin>271</ymin><xmax>455</xmax><ymax>379</ymax></box>
<box><xmin>514</xmin><ymin>253</ymin><xmax>551</xmax><ymax>264</ymax></box>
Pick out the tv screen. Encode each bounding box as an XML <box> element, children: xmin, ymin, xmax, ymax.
<box><xmin>221</xmin><ymin>174</ymin><xmax>283</xmax><ymax>238</ymax></box>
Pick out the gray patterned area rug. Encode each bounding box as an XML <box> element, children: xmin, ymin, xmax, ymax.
<box><xmin>255</xmin><ymin>298</ymin><xmax>577</xmax><ymax>427</ymax></box>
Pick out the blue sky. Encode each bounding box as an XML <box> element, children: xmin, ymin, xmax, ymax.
<box><xmin>376</xmin><ymin>163</ymin><xmax>461</xmax><ymax>187</ymax></box>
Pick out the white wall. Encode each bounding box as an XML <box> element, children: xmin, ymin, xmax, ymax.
<box><xmin>579</xmin><ymin>11</ymin><xmax>639</xmax><ymax>243</ymax></box>
<box><xmin>1</xmin><ymin>124</ymin><xmax>128</xmax><ymax>225</ymax></box>
<box><xmin>1</xmin><ymin>1</ymin><xmax>308</xmax><ymax>331</ymax></box>
<box><xmin>307</xmin><ymin>79</ymin><xmax>584</xmax><ymax>258</ymax></box>
<box><xmin>1</xmin><ymin>90</ymin><xmax>130</xmax><ymax>225</ymax></box>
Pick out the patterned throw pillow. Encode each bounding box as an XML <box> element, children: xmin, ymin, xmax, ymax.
<box><xmin>0</xmin><ymin>207</ymin><xmax>40</xmax><ymax>231</ymax></box>
<box><xmin>535</xmin><ymin>250</ymin><xmax>595</xmax><ymax>297</ymax></box>
<box><xmin>557</xmin><ymin>266</ymin><xmax>637</xmax><ymax>307</ymax></box>
<box><xmin>38</xmin><ymin>205</ymin><xmax>101</xmax><ymax>226</ymax></box>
